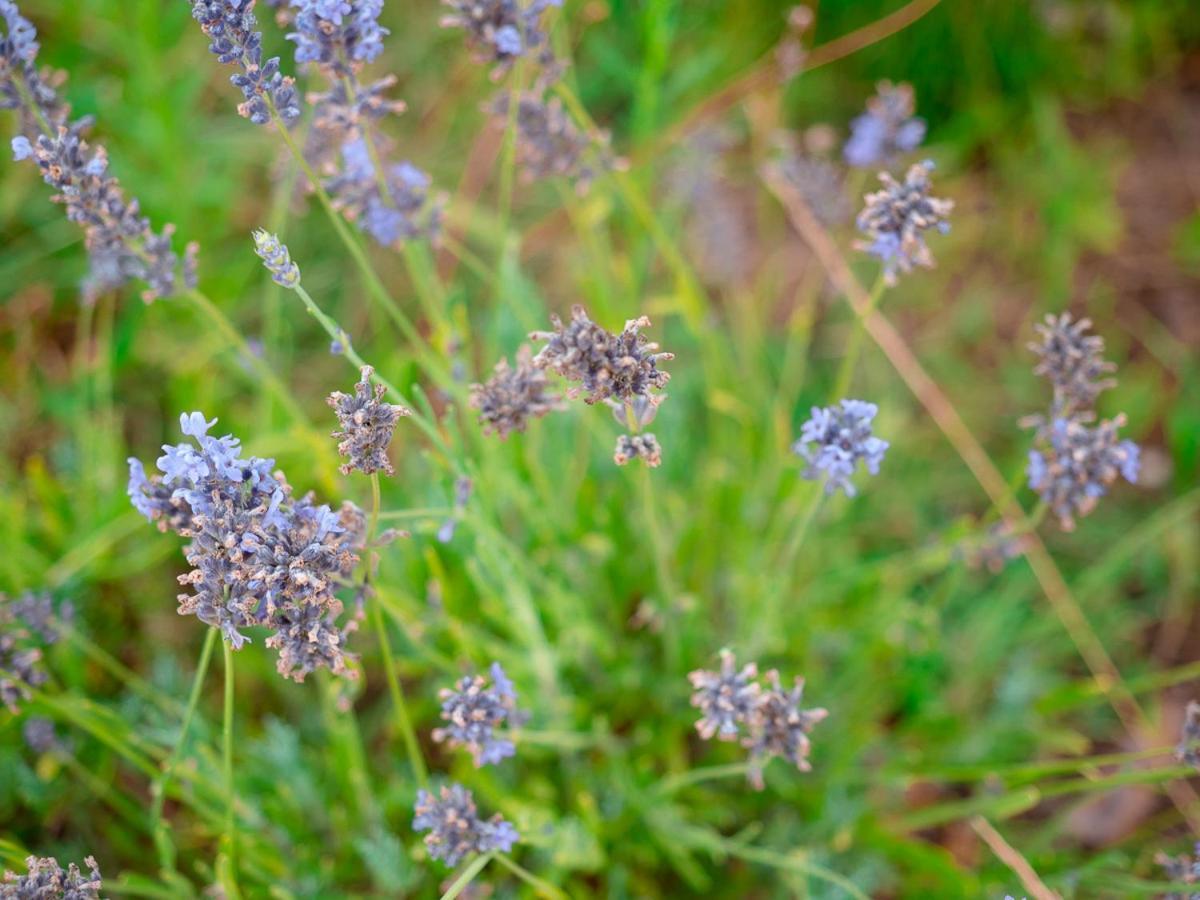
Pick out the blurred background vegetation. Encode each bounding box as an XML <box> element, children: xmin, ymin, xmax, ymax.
<box><xmin>2</xmin><ymin>0</ymin><xmax>1200</xmax><ymax>896</ymax></box>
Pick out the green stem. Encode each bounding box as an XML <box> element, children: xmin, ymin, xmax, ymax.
<box><xmin>655</xmin><ymin>762</ymin><xmax>754</xmax><ymax>796</ymax></box>
<box><xmin>151</xmin><ymin>626</ymin><xmax>218</xmax><ymax>873</ymax></box>
<box><xmin>221</xmin><ymin>637</ymin><xmax>238</xmax><ymax>892</ymax></box>
<box><xmin>493</xmin><ymin>854</ymin><xmax>568</xmax><ymax>900</ymax></box>
<box><xmin>439</xmin><ymin>853</ymin><xmax>496</xmax><ymax>900</ymax></box>
<box><xmin>831</xmin><ymin>273</ymin><xmax>887</xmax><ymax>401</ymax></box>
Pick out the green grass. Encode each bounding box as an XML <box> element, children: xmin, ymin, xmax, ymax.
<box><xmin>3</xmin><ymin>0</ymin><xmax>1200</xmax><ymax>896</ymax></box>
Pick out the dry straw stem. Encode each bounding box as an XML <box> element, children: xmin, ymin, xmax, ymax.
<box><xmin>970</xmin><ymin>815</ymin><xmax>1060</xmax><ymax>900</ymax></box>
<box><xmin>760</xmin><ymin>163</ymin><xmax>1200</xmax><ymax>834</ymax></box>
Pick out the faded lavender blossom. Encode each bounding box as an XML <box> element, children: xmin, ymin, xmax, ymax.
<box><xmin>327</xmin><ymin>365</ymin><xmax>411</xmax><ymax>476</ymax></box>
<box><xmin>1028</xmin><ymin>312</ymin><xmax>1117</xmax><ymax>418</ymax></box>
<box><xmin>688</xmin><ymin>649</ymin><xmax>761</xmax><ymax>741</ymax></box>
<box><xmin>432</xmin><ymin>662</ymin><xmax>522</xmax><ymax>766</ymax></box>
<box><xmin>22</xmin><ymin>716</ymin><xmax>68</xmax><ymax>755</ymax></box>
<box><xmin>8</xmin><ymin>590</ymin><xmax>68</xmax><ymax>644</ymax></box>
<box><xmin>4</xmin><ymin>2</ymin><xmax>196</xmax><ymax>303</ymax></box>
<box><xmin>773</xmin><ymin>153</ymin><xmax>850</xmax><ymax>227</ymax></box>
<box><xmin>413</xmin><ymin>784</ymin><xmax>519</xmax><ymax>867</ymax></box>
<box><xmin>855</xmin><ymin>160</ymin><xmax>952</xmax><ymax>285</ymax></box>
<box><xmin>324</xmin><ymin>137</ymin><xmax>442</xmax><ymax>245</ymax></box>
<box><xmin>469</xmin><ymin>345</ymin><xmax>563</xmax><ymax>439</ymax></box>
<box><xmin>128</xmin><ymin>412</ymin><xmax>365</xmax><ymax>680</ymax></box>
<box><xmin>1156</xmin><ymin>843</ymin><xmax>1200</xmax><ymax>900</ymax></box>
<box><xmin>844</xmin><ymin>80</ymin><xmax>926</xmax><ymax>168</ymax></box>
<box><xmin>792</xmin><ymin>400</ymin><xmax>888</xmax><ymax>497</ymax></box>
<box><xmin>490</xmin><ymin>88</ymin><xmax>609</xmax><ymax>193</ymax></box>
<box><xmin>252</xmin><ymin>229</ymin><xmax>301</xmax><ymax>288</ymax></box>
<box><xmin>441</xmin><ymin>0</ymin><xmax>561</xmax><ymax>79</ymax></box>
<box><xmin>437</xmin><ymin>476</ymin><xmax>473</xmax><ymax>543</ymax></box>
<box><xmin>0</xmin><ymin>601</ymin><xmax>46</xmax><ymax>713</ymax></box>
<box><xmin>743</xmin><ymin>669</ymin><xmax>828</xmax><ymax>790</ymax></box>
<box><xmin>1</xmin><ymin>855</ymin><xmax>102</xmax><ymax>898</ymax></box>
<box><xmin>189</xmin><ymin>0</ymin><xmax>301</xmax><ymax>125</ymax></box>
<box><xmin>530</xmin><ymin>306</ymin><xmax>672</xmax><ymax>406</ymax></box>
<box><xmin>960</xmin><ymin>521</ymin><xmax>1032</xmax><ymax>574</ymax></box>
<box><xmin>1026</xmin><ymin>415</ymin><xmax>1139</xmax><ymax>531</ymax></box>
<box><xmin>1176</xmin><ymin>701</ymin><xmax>1200</xmax><ymax>771</ymax></box>
<box><xmin>613</xmin><ymin>432</ymin><xmax>662</xmax><ymax>468</ymax></box>
<box><xmin>288</xmin><ymin>0</ymin><xmax>389</xmax><ymax>71</ymax></box>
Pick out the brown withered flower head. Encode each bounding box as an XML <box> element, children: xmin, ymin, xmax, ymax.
<box><xmin>469</xmin><ymin>345</ymin><xmax>564</xmax><ymax>439</ymax></box>
<box><xmin>327</xmin><ymin>366</ymin><xmax>411</xmax><ymax>476</ymax></box>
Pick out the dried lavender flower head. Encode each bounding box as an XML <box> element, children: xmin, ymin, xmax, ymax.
<box><xmin>792</xmin><ymin>399</ymin><xmax>888</xmax><ymax>497</ymax></box>
<box><xmin>1026</xmin><ymin>415</ymin><xmax>1139</xmax><ymax>531</ymax></box>
<box><xmin>613</xmin><ymin>432</ymin><xmax>662</xmax><ymax>468</ymax></box>
<box><xmin>772</xmin><ymin>150</ymin><xmax>850</xmax><ymax>228</ymax></box>
<box><xmin>844</xmin><ymin>80</ymin><xmax>926</xmax><ymax>168</ymax></box>
<box><xmin>855</xmin><ymin>159</ymin><xmax>952</xmax><ymax>285</ymax></box>
<box><xmin>469</xmin><ymin>344</ymin><xmax>563</xmax><ymax>439</ymax></box>
<box><xmin>688</xmin><ymin>649</ymin><xmax>761</xmax><ymax>742</ymax></box>
<box><xmin>530</xmin><ymin>306</ymin><xmax>672</xmax><ymax>406</ymax></box>
<box><xmin>327</xmin><ymin>366</ymin><xmax>411</xmax><ymax>476</ymax></box>
<box><xmin>441</xmin><ymin>0</ymin><xmax>561</xmax><ymax>79</ymax></box>
<box><xmin>252</xmin><ymin>229</ymin><xmax>301</xmax><ymax>288</ymax></box>
<box><xmin>1177</xmin><ymin>701</ymin><xmax>1200</xmax><ymax>771</ymax></box>
<box><xmin>413</xmin><ymin>783</ymin><xmax>519</xmax><ymax>867</ymax></box>
<box><xmin>1156</xmin><ymin>843</ymin><xmax>1200</xmax><ymax>898</ymax></box>
<box><xmin>432</xmin><ymin>662</ymin><xmax>523</xmax><ymax>767</ymax></box>
<box><xmin>0</xmin><ymin>591</ymin><xmax>56</xmax><ymax>713</ymax></box>
<box><xmin>1028</xmin><ymin>312</ymin><xmax>1117</xmax><ymax>418</ymax></box>
<box><xmin>1</xmin><ymin>855</ymin><xmax>102</xmax><ymax>898</ymax></box>
<box><xmin>743</xmin><ymin>669</ymin><xmax>828</xmax><ymax>790</ymax></box>
<box><xmin>489</xmin><ymin>88</ymin><xmax>610</xmax><ymax>193</ymax></box>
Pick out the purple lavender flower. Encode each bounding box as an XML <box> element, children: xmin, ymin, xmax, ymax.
<box><xmin>743</xmin><ymin>670</ymin><xmax>828</xmax><ymax>790</ymax></box>
<box><xmin>0</xmin><ymin>0</ymin><xmax>68</xmax><ymax>135</ymax></box>
<box><xmin>613</xmin><ymin>433</ymin><xmax>662</xmax><ymax>468</ymax></box>
<box><xmin>22</xmin><ymin>716</ymin><xmax>68</xmax><ymax>754</ymax></box>
<box><xmin>252</xmin><ymin>229</ymin><xmax>301</xmax><ymax>288</ymax></box>
<box><xmin>0</xmin><ymin>599</ymin><xmax>46</xmax><ymax>714</ymax></box>
<box><xmin>469</xmin><ymin>345</ymin><xmax>563</xmax><ymax>439</ymax></box>
<box><xmin>844</xmin><ymin>81</ymin><xmax>926</xmax><ymax>168</ymax></box>
<box><xmin>490</xmin><ymin>89</ymin><xmax>609</xmax><ymax>193</ymax></box>
<box><xmin>1028</xmin><ymin>312</ymin><xmax>1117</xmax><ymax>418</ymax></box>
<box><xmin>432</xmin><ymin>662</ymin><xmax>522</xmax><ymax>766</ymax></box>
<box><xmin>688</xmin><ymin>649</ymin><xmax>761</xmax><ymax>741</ymax></box>
<box><xmin>440</xmin><ymin>0</ymin><xmax>561</xmax><ymax>79</ymax></box>
<box><xmin>1026</xmin><ymin>415</ymin><xmax>1139</xmax><ymax>531</ymax></box>
<box><xmin>190</xmin><ymin>0</ymin><xmax>301</xmax><ymax>124</ymax></box>
<box><xmin>1</xmin><ymin>855</ymin><xmax>102</xmax><ymax>898</ymax></box>
<box><xmin>1156</xmin><ymin>843</ymin><xmax>1200</xmax><ymax>899</ymax></box>
<box><xmin>327</xmin><ymin>365</ymin><xmax>411</xmax><ymax>476</ymax></box>
<box><xmin>288</xmin><ymin>0</ymin><xmax>389</xmax><ymax>71</ymax></box>
<box><xmin>324</xmin><ymin>138</ymin><xmax>441</xmax><ymax>245</ymax></box>
<box><xmin>855</xmin><ymin>160</ymin><xmax>952</xmax><ymax>285</ymax></box>
<box><xmin>413</xmin><ymin>784</ymin><xmax>519</xmax><ymax>867</ymax></box>
<box><xmin>792</xmin><ymin>400</ymin><xmax>888</xmax><ymax>497</ymax></box>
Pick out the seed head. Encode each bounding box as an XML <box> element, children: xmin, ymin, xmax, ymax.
<box><xmin>413</xmin><ymin>784</ymin><xmax>519</xmax><ymax>867</ymax></box>
<box><xmin>743</xmin><ymin>670</ymin><xmax>828</xmax><ymax>790</ymax></box>
<box><xmin>432</xmin><ymin>662</ymin><xmax>522</xmax><ymax>767</ymax></box>
<box><xmin>469</xmin><ymin>345</ymin><xmax>563</xmax><ymax>439</ymax></box>
<box><xmin>613</xmin><ymin>433</ymin><xmax>662</xmax><ymax>468</ymax></box>
<box><xmin>855</xmin><ymin>160</ymin><xmax>952</xmax><ymax>285</ymax></box>
<box><xmin>530</xmin><ymin>306</ymin><xmax>672</xmax><ymax>406</ymax></box>
<box><xmin>327</xmin><ymin>366</ymin><xmax>411</xmax><ymax>476</ymax></box>
<box><xmin>252</xmin><ymin>229</ymin><xmax>301</xmax><ymax>288</ymax></box>
<box><xmin>844</xmin><ymin>80</ymin><xmax>926</xmax><ymax>168</ymax></box>
<box><xmin>688</xmin><ymin>649</ymin><xmax>761</xmax><ymax>742</ymax></box>
<box><xmin>1028</xmin><ymin>312</ymin><xmax>1116</xmax><ymax>418</ymax></box>
<box><xmin>1026</xmin><ymin>415</ymin><xmax>1139</xmax><ymax>531</ymax></box>
<box><xmin>1</xmin><ymin>855</ymin><xmax>102</xmax><ymax>898</ymax></box>
<box><xmin>792</xmin><ymin>399</ymin><xmax>888</xmax><ymax>497</ymax></box>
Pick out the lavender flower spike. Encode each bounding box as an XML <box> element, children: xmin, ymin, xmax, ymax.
<box><xmin>327</xmin><ymin>366</ymin><xmax>411</xmax><ymax>476</ymax></box>
<box><xmin>469</xmin><ymin>345</ymin><xmax>564</xmax><ymax>439</ymax></box>
<box><xmin>253</xmin><ymin>229</ymin><xmax>301</xmax><ymax>288</ymax></box>
<box><xmin>743</xmin><ymin>670</ymin><xmax>828</xmax><ymax>790</ymax></box>
<box><xmin>688</xmin><ymin>649</ymin><xmax>761</xmax><ymax>742</ymax></box>
<box><xmin>1</xmin><ymin>855</ymin><xmax>103</xmax><ymax>898</ymax></box>
<box><xmin>793</xmin><ymin>399</ymin><xmax>888</xmax><ymax>497</ymax></box>
<box><xmin>1026</xmin><ymin>415</ymin><xmax>1139</xmax><ymax>531</ymax></box>
<box><xmin>844</xmin><ymin>80</ymin><xmax>926</xmax><ymax>168</ymax></box>
<box><xmin>432</xmin><ymin>662</ymin><xmax>522</xmax><ymax>767</ymax></box>
<box><xmin>413</xmin><ymin>784</ymin><xmax>519</xmax><ymax>867</ymax></box>
<box><xmin>855</xmin><ymin>160</ymin><xmax>953</xmax><ymax>285</ymax></box>
<box><xmin>441</xmin><ymin>0</ymin><xmax>562</xmax><ymax>79</ymax></box>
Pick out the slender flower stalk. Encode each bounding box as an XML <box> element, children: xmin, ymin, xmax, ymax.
<box><xmin>221</xmin><ymin>633</ymin><xmax>238</xmax><ymax>890</ymax></box>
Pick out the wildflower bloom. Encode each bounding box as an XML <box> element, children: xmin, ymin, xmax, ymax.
<box><xmin>252</xmin><ymin>229</ymin><xmax>301</xmax><ymax>287</ymax></box>
<box><xmin>490</xmin><ymin>88</ymin><xmax>609</xmax><ymax>193</ymax></box>
<box><xmin>432</xmin><ymin>662</ymin><xmax>522</xmax><ymax>767</ymax></box>
<box><xmin>792</xmin><ymin>400</ymin><xmax>888</xmax><ymax>497</ymax></box>
<box><xmin>0</xmin><ymin>597</ymin><xmax>47</xmax><ymax>714</ymax></box>
<box><xmin>128</xmin><ymin>413</ymin><xmax>364</xmax><ymax>678</ymax></box>
<box><xmin>1177</xmin><ymin>701</ymin><xmax>1200</xmax><ymax>771</ymax></box>
<box><xmin>844</xmin><ymin>80</ymin><xmax>926</xmax><ymax>168</ymax></box>
<box><xmin>190</xmin><ymin>0</ymin><xmax>302</xmax><ymax>125</ymax></box>
<box><xmin>688</xmin><ymin>649</ymin><xmax>761</xmax><ymax>741</ymax></box>
<box><xmin>413</xmin><ymin>784</ymin><xmax>519</xmax><ymax>867</ymax></box>
<box><xmin>1</xmin><ymin>856</ymin><xmax>102</xmax><ymax>898</ymax></box>
<box><xmin>855</xmin><ymin>160</ymin><xmax>953</xmax><ymax>285</ymax></box>
<box><xmin>469</xmin><ymin>345</ymin><xmax>563</xmax><ymax>439</ymax></box>
<box><xmin>0</xmin><ymin>0</ymin><xmax>67</xmax><ymax>134</ymax></box>
<box><xmin>743</xmin><ymin>670</ymin><xmax>828</xmax><ymax>790</ymax></box>
<box><xmin>440</xmin><ymin>0</ymin><xmax>561</xmax><ymax>79</ymax></box>
<box><xmin>530</xmin><ymin>306</ymin><xmax>672</xmax><ymax>406</ymax></box>
<box><xmin>324</xmin><ymin>137</ymin><xmax>442</xmax><ymax>246</ymax></box>
<box><xmin>1028</xmin><ymin>312</ymin><xmax>1117</xmax><ymax>418</ymax></box>
<box><xmin>613</xmin><ymin>433</ymin><xmax>662</xmax><ymax>468</ymax></box>
<box><xmin>327</xmin><ymin>366</ymin><xmax>411</xmax><ymax>476</ymax></box>
<box><xmin>1026</xmin><ymin>415</ymin><xmax>1139</xmax><ymax>531</ymax></box>
<box><xmin>288</xmin><ymin>0</ymin><xmax>389</xmax><ymax>71</ymax></box>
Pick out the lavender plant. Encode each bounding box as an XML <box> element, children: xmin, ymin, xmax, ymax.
<box><xmin>843</xmin><ymin>80</ymin><xmax>926</xmax><ymax>168</ymax></box>
<box><xmin>413</xmin><ymin>783</ymin><xmax>519</xmax><ymax>867</ymax></box>
<box><xmin>327</xmin><ymin>365</ymin><xmax>411</xmax><ymax>476</ymax></box>
<box><xmin>687</xmin><ymin>649</ymin><xmax>760</xmax><ymax>741</ymax></box>
<box><xmin>0</xmin><ymin>855</ymin><xmax>102</xmax><ymax>898</ymax></box>
<box><xmin>3</xmin><ymin>0</ymin><xmax>195</xmax><ymax>302</ymax></box>
<box><xmin>1028</xmin><ymin>312</ymin><xmax>1118</xmax><ymax>419</ymax></box>
<box><xmin>792</xmin><ymin>399</ymin><xmax>888</xmax><ymax>496</ymax></box>
<box><xmin>1177</xmin><ymin>701</ymin><xmax>1200</xmax><ymax>771</ymax></box>
<box><xmin>432</xmin><ymin>661</ymin><xmax>522</xmax><ymax>766</ymax></box>
<box><xmin>469</xmin><ymin>345</ymin><xmax>564</xmax><ymax>439</ymax></box>
<box><xmin>0</xmin><ymin>600</ymin><xmax>47</xmax><ymax>714</ymax></box>
<box><xmin>490</xmin><ymin>86</ymin><xmax>610</xmax><ymax>193</ymax></box>
<box><xmin>440</xmin><ymin>0</ymin><xmax>561</xmax><ymax>79</ymax></box>
<box><xmin>1156</xmin><ymin>843</ymin><xmax>1200</xmax><ymax>900</ymax></box>
<box><xmin>855</xmin><ymin>159</ymin><xmax>953</xmax><ymax>285</ymax></box>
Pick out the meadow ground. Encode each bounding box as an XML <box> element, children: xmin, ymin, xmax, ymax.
<box><xmin>2</xmin><ymin>0</ymin><xmax>1200</xmax><ymax>897</ymax></box>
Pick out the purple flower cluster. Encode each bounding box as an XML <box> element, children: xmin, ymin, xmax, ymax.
<box><xmin>1</xmin><ymin>592</ymin><xmax>52</xmax><ymax>713</ymax></box>
<box><xmin>613</xmin><ymin>432</ymin><xmax>661</xmax><ymax>468</ymax></box>
<box><xmin>128</xmin><ymin>412</ymin><xmax>365</xmax><ymax>680</ymax></box>
<box><xmin>689</xmin><ymin>651</ymin><xmax>828</xmax><ymax>790</ymax></box>
<box><xmin>413</xmin><ymin>784</ymin><xmax>519</xmax><ymax>867</ymax></box>
<box><xmin>327</xmin><ymin>365</ymin><xmax>411</xmax><ymax>476</ymax></box>
<box><xmin>469</xmin><ymin>345</ymin><xmax>563</xmax><ymax>439</ymax></box>
<box><xmin>288</xmin><ymin>0</ymin><xmax>389</xmax><ymax>71</ymax></box>
<box><xmin>3</xmin><ymin>1</ymin><xmax>196</xmax><ymax>303</ymax></box>
<box><xmin>855</xmin><ymin>159</ymin><xmax>952</xmax><ymax>285</ymax></box>
<box><xmin>440</xmin><ymin>0</ymin><xmax>561</xmax><ymax>79</ymax></box>
<box><xmin>844</xmin><ymin>80</ymin><xmax>926</xmax><ymax>168</ymax></box>
<box><xmin>792</xmin><ymin>399</ymin><xmax>888</xmax><ymax>497</ymax></box>
<box><xmin>490</xmin><ymin>86</ymin><xmax>611</xmax><ymax>193</ymax></box>
<box><xmin>1</xmin><ymin>855</ymin><xmax>102</xmax><ymax>898</ymax></box>
<box><xmin>432</xmin><ymin>662</ymin><xmax>522</xmax><ymax>767</ymax></box>
<box><xmin>324</xmin><ymin>138</ymin><xmax>441</xmax><ymax>246</ymax></box>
